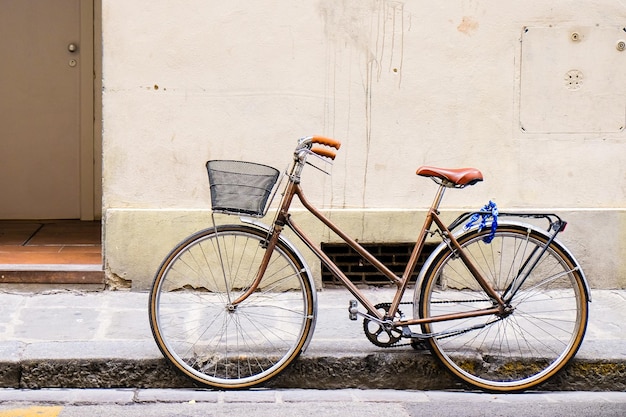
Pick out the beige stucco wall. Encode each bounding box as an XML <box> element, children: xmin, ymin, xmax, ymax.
<box><xmin>102</xmin><ymin>0</ymin><xmax>626</xmax><ymax>290</ymax></box>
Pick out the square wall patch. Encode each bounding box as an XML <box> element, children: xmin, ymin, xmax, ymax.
<box><xmin>520</xmin><ymin>26</ymin><xmax>626</xmax><ymax>133</ymax></box>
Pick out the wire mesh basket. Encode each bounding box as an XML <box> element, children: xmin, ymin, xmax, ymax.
<box><xmin>206</xmin><ymin>160</ymin><xmax>280</xmax><ymax>217</ymax></box>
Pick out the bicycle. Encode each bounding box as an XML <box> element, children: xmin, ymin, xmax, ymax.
<box><xmin>149</xmin><ymin>135</ymin><xmax>590</xmax><ymax>392</ymax></box>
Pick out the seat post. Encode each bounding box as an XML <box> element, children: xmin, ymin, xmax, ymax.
<box><xmin>430</xmin><ymin>183</ymin><xmax>448</xmax><ymax>212</ymax></box>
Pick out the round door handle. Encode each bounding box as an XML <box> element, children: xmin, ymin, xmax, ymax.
<box><xmin>68</xmin><ymin>43</ymin><xmax>78</xmax><ymax>53</ymax></box>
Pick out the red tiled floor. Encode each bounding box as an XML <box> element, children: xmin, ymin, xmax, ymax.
<box><xmin>27</xmin><ymin>221</ymin><xmax>100</xmax><ymax>246</ymax></box>
<box><xmin>0</xmin><ymin>246</ymin><xmax>102</xmax><ymax>265</ymax></box>
<box><xmin>0</xmin><ymin>220</ymin><xmax>104</xmax><ymax>285</ymax></box>
<box><xmin>0</xmin><ymin>222</ymin><xmax>41</xmax><ymax>245</ymax></box>
<box><xmin>0</xmin><ymin>220</ymin><xmax>102</xmax><ymax>266</ymax></box>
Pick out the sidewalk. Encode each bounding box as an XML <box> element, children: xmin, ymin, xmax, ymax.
<box><xmin>0</xmin><ymin>288</ymin><xmax>624</xmax><ymax>391</ymax></box>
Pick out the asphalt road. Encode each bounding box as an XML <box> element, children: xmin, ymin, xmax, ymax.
<box><xmin>0</xmin><ymin>389</ymin><xmax>625</xmax><ymax>417</ymax></box>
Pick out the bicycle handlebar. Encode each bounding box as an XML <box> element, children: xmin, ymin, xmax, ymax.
<box><xmin>296</xmin><ymin>135</ymin><xmax>342</xmax><ymax>161</ymax></box>
<box><xmin>311</xmin><ymin>135</ymin><xmax>341</xmax><ymax>150</ymax></box>
<box><xmin>311</xmin><ymin>145</ymin><xmax>337</xmax><ymax>160</ymax></box>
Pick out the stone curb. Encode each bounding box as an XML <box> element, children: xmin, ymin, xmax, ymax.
<box><xmin>1</xmin><ymin>354</ymin><xmax>624</xmax><ymax>392</ymax></box>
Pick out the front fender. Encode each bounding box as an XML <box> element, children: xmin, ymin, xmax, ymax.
<box><xmin>239</xmin><ymin>216</ymin><xmax>318</xmax><ymax>352</ymax></box>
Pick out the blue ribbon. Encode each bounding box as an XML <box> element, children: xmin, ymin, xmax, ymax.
<box><xmin>464</xmin><ymin>200</ymin><xmax>498</xmax><ymax>243</ymax></box>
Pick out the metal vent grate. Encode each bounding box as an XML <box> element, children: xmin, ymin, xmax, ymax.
<box><xmin>321</xmin><ymin>242</ymin><xmax>436</xmax><ymax>287</ymax></box>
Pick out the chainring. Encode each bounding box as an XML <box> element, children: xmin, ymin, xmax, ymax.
<box><xmin>362</xmin><ymin>303</ymin><xmax>404</xmax><ymax>348</ymax></box>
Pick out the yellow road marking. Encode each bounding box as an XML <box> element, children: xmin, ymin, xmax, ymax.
<box><xmin>0</xmin><ymin>407</ymin><xmax>63</xmax><ymax>417</ymax></box>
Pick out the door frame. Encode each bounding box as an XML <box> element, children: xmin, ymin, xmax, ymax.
<box><xmin>81</xmin><ymin>0</ymin><xmax>102</xmax><ymax>221</ymax></box>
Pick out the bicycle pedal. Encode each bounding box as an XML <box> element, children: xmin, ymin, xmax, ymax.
<box><xmin>348</xmin><ymin>300</ymin><xmax>358</xmax><ymax>320</ymax></box>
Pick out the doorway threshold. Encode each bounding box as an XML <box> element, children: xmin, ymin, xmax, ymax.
<box><xmin>0</xmin><ymin>220</ymin><xmax>104</xmax><ymax>288</ymax></box>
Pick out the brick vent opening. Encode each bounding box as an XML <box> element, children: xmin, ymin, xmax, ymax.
<box><xmin>321</xmin><ymin>242</ymin><xmax>437</xmax><ymax>287</ymax></box>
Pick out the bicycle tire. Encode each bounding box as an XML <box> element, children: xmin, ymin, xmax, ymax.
<box><xmin>149</xmin><ymin>224</ymin><xmax>315</xmax><ymax>389</ymax></box>
<box><xmin>416</xmin><ymin>223</ymin><xmax>589</xmax><ymax>392</ymax></box>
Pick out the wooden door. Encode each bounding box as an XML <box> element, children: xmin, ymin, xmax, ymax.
<box><xmin>0</xmin><ymin>0</ymin><xmax>94</xmax><ymax>219</ymax></box>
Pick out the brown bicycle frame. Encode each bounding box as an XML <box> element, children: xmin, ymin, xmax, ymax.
<box><xmin>232</xmin><ymin>175</ymin><xmax>507</xmax><ymax>331</ymax></box>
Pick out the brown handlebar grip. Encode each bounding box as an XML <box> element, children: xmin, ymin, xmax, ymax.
<box><xmin>311</xmin><ymin>145</ymin><xmax>337</xmax><ymax>160</ymax></box>
<box><xmin>312</xmin><ymin>135</ymin><xmax>341</xmax><ymax>150</ymax></box>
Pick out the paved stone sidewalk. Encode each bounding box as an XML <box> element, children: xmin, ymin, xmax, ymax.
<box><xmin>0</xmin><ymin>288</ymin><xmax>624</xmax><ymax>390</ymax></box>
<box><xmin>1</xmin><ymin>388</ymin><xmax>626</xmax><ymax>405</ymax></box>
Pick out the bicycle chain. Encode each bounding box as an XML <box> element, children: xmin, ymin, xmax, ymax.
<box><xmin>363</xmin><ymin>299</ymin><xmax>493</xmax><ymax>349</ymax></box>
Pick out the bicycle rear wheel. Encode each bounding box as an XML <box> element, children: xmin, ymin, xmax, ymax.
<box><xmin>149</xmin><ymin>224</ymin><xmax>315</xmax><ymax>389</ymax></box>
<box><xmin>416</xmin><ymin>224</ymin><xmax>588</xmax><ymax>392</ymax></box>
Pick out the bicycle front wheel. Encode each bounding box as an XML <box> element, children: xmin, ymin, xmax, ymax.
<box><xmin>149</xmin><ymin>224</ymin><xmax>315</xmax><ymax>389</ymax></box>
<box><xmin>416</xmin><ymin>224</ymin><xmax>588</xmax><ymax>392</ymax></box>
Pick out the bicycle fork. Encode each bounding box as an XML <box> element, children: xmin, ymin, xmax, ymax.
<box><xmin>226</xmin><ymin>176</ymin><xmax>301</xmax><ymax>308</ymax></box>
<box><xmin>227</xmin><ymin>221</ymin><xmax>284</xmax><ymax>307</ymax></box>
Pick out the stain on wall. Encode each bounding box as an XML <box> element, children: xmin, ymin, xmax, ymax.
<box><xmin>457</xmin><ymin>16</ymin><xmax>479</xmax><ymax>35</ymax></box>
<box><xmin>318</xmin><ymin>0</ymin><xmax>409</xmax><ymax>207</ymax></box>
